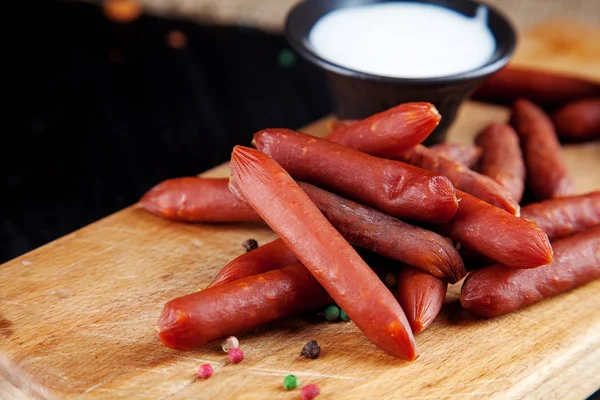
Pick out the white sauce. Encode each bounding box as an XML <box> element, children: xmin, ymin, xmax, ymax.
<box><xmin>308</xmin><ymin>3</ymin><xmax>496</xmax><ymax>78</ymax></box>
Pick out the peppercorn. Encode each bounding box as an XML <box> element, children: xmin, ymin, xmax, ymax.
<box><xmin>324</xmin><ymin>305</ymin><xmax>340</xmax><ymax>321</ymax></box>
<box><xmin>221</xmin><ymin>335</ymin><xmax>239</xmax><ymax>353</ymax></box>
<box><xmin>301</xmin><ymin>383</ymin><xmax>320</xmax><ymax>400</ymax></box>
<box><xmin>228</xmin><ymin>347</ymin><xmax>244</xmax><ymax>363</ymax></box>
<box><xmin>242</xmin><ymin>239</ymin><xmax>258</xmax><ymax>252</ymax></box>
<box><xmin>300</xmin><ymin>340</ymin><xmax>320</xmax><ymax>359</ymax></box>
<box><xmin>198</xmin><ymin>363</ymin><xmax>213</xmax><ymax>379</ymax></box>
<box><xmin>283</xmin><ymin>374</ymin><xmax>299</xmax><ymax>390</ymax></box>
<box><xmin>339</xmin><ymin>309</ymin><xmax>350</xmax><ymax>322</ymax></box>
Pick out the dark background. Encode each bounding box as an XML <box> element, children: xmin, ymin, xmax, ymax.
<box><xmin>5</xmin><ymin>0</ymin><xmax>332</xmax><ymax>263</ymax></box>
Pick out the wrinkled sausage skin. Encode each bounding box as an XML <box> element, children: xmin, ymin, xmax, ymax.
<box><xmin>521</xmin><ymin>192</ymin><xmax>600</xmax><ymax>241</ymax></box>
<box><xmin>475</xmin><ymin>123</ymin><xmax>526</xmax><ymax>203</ymax></box>
<box><xmin>253</xmin><ymin>129</ymin><xmax>458</xmax><ymax>224</ymax></box>
<box><xmin>157</xmin><ymin>263</ymin><xmax>331</xmax><ymax>350</ymax></box>
<box><xmin>461</xmin><ymin>226</ymin><xmax>600</xmax><ymax>318</ymax></box>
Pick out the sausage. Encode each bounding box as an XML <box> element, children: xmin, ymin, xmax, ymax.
<box><xmin>461</xmin><ymin>226</ymin><xmax>600</xmax><ymax>318</ymax></box>
<box><xmin>441</xmin><ymin>190</ymin><xmax>553</xmax><ymax>269</ymax></box>
<box><xmin>520</xmin><ymin>192</ymin><xmax>600</xmax><ymax>241</ymax></box>
<box><xmin>429</xmin><ymin>143</ymin><xmax>482</xmax><ymax>168</ymax></box>
<box><xmin>207</xmin><ymin>238</ymin><xmax>297</xmax><ymax>288</ymax></box>
<box><xmin>139</xmin><ymin>177</ymin><xmax>262</xmax><ymax>223</ymax></box>
<box><xmin>510</xmin><ymin>99</ymin><xmax>574</xmax><ymax>200</ymax></box>
<box><xmin>394</xmin><ymin>146</ymin><xmax>520</xmax><ymax>215</ymax></box>
<box><xmin>396</xmin><ymin>267</ymin><xmax>447</xmax><ymax>334</ymax></box>
<box><xmin>157</xmin><ymin>263</ymin><xmax>331</xmax><ymax>350</ymax></box>
<box><xmin>471</xmin><ymin>66</ymin><xmax>600</xmax><ymax>108</ymax></box>
<box><xmin>552</xmin><ymin>98</ymin><xmax>600</xmax><ymax>142</ymax></box>
<box><xmin>299</xmin><ymin>182</ymin><xmax>465</xmax><ymax>283</ymax></box>
<box><xmin>229</xmin><ymin>146</ymin><xmax>418</xmax><ymax>360</ymax></box>
<box><xmin>475</xmin><ymin>123</ymin><xmax>526</xmax><ymax>203</ymax></box>
<box><xmin>326</xmin><ymin>102</ymin><xmax>441</xmax><ymax>153</ymax></box>
<box><xmin>253</xmin><ymin>129</ymin><xmax>458</xmax><ymax>224</ymax></box>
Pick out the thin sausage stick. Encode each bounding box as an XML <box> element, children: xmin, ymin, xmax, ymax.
<box><xmin>140</xmin><ymin>177</ymin><xmax>261</xmax><ymax>223</ymax></box>
<box><xmin>521</xmin><ymin>192</ymin><xmax>600</xmax><ymax>241</ymax></box>
<box><xmin>157</xmin><ymin>263</ymin><xmax>331</xmax><ymax>350</ymax></box>
<box><xmin>552</xmin><ymin>98</ymin><xmax>600</xmax><ymax>142</ymax></box>
<box><xmin>229</xmin><ymin>146</ymin><xmax>418</xmax><ymax>360</ymax></box>
<box><xmin>511</xmin><ymin>99</ymin><xmax>574</xmax><ymax>200</ymax></box>
<box><xmin>253</xmin><ymin>129</ymin><xmax>458</xmax><ymax>224</ymax></box>
<box><xmin>475</xmin><ymin>123</ymin><xmax>526</xmax><ymax>203</ymax></box>
<box><xmin>207</xmin><ymin>239</ymin><xmax>298</xmax><ymax>288</ymax></box>
<box><xmin>299</xmin><ymin>182</ymin><xmax>465</xmax><ymax>283</ymax></box>
<box><xmin>461</xmin><ymin>226</ymin><xmax>600</xmax><ymax>318</ymax></box>
<box><xmin>396</xmin><ymin>267</ymin><xmax>447</xmax><ymax>334</ymax></box>
<box><xmin>441</xmin><ymin>190</ymin><xmax>553</xmax><ymax>269</ymax></box>
<box><xmin>326</xmin><ymin>102</ymin><xmax>441</xmax><ymax>153</ymax></box>
<box><xmin>471</xmin><ymin>66</ymin><xmax>600</xmax><ymax>108</ymax></box>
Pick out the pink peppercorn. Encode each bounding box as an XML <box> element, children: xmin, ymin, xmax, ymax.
<box><xmin>198</xmin><ymin>363</ymin><xmax>213</xmax><ymax>379</ymax></box>
<box><xmin>228</xmin><ymin>348</ymin><xmax>244</xmax><ymax>364</ymax></box>
<box><xmin>301</xmin><ymin>384</ymin><xmax>320</xmax><ymax>400</ymax></box>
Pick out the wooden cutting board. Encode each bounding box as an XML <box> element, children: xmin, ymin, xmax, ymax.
<box><xmin>1</xmin><ymin>19</ymin><xmax>599</xmax><ymax>400</ymax></box>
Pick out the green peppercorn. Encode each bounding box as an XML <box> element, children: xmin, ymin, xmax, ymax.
<box><xmin>324</xmin><ymin>305</ymin><xmax>340</xmax><ymax>321</ymax></box>
<box><xmin>283</xmin><ymin>374</ymin><xmax>299</xmax><ymax>390</ymax></box>
<box><xmin>340</xmin><ymin>309</ymin><xmax>350</xmax><ymax>322</ymax></box>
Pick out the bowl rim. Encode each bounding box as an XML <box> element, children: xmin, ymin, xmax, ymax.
<box><xmin>284</xmin><ymin>0</ymin><xmax>518</xmax><ymax>86</ymax></box>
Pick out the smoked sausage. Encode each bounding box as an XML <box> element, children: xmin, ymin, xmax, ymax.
<box><xmin>521</xmin><ymin>192</ymin><xmax>600</xmax><ymax>241</ymax></box>
<box><xmin>471</xmin><ymin>66</ymin><xmax>600</xmax><ymax>108</ymax></box>
<box><xmin>396</xmin><ymin>267</ymin><xmax>447</xmax><ymax>334</ymax></box>
<box><xmin>157</xmin><ymin>263</ymin><xmax>331</xmax><ymax>350</ymax></box>
<box><xmin>552</xmin><ymin>98</ymin><xmax>600</xmax><ymax>142</ymax></box>
<box><xmin>229</xmin><ymin>146</ymin><xmax>418</xmax><ymax>360</ymax></box>
<box><xmin>140</xmin><ymin>177</ymin><xmax>262</xmax><ymax>223</ymax></box>
<box><xmin>475</xmin><ymin>123</ymin><xmax>526</xmax><ymax>203</ymax></box>
<box><xmin>441</xmin><ymin>190</ymin><xmax>553</xmax><ymax>269</ymax></box>
<box><xmin>253</xmin><ymin>129</ymin><xmax>458</xmax><ymax>224</ymax></box>
<box><xmin>461</xmin><ymin>226</ymin><xmax>600</xmax><ymax>318</ymax></box>
<box><xmin>326</xmin><ymin>102</ymin><xmax>441</xmax><ymax>153</ymax></box>
<box><xmin>207</xmin><ymin>238</ymin><xmax>297</xmax><ymax>288</ymax></box>
<box><xmin>429</xmin><ymin>143</ymin><xmax>482</xmax><ymax>168</ymax></box>
<box><xmin>299</xmin><ymin>182</ymin><xmax>465</xmax><ymax>283</ymax></box>
<box><xmin>511</xmin><ymin>99</ymin><xmax>574</xmax><ymax>200</ymax></box>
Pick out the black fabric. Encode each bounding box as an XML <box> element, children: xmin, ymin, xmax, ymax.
<box><xmin>5</xmin><ymin>0</ymin><xmax>332</xmax><ymax>263</ymax></box>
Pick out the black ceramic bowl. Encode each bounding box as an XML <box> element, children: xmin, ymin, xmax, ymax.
<box><xmin>285</xmin><ymin>0</ymin><xmax>517</xmax><ymax>144</ymax></box>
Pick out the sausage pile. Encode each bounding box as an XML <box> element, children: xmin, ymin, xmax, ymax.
<box><xmin>144</xmin><ymin>66</ymin><xmax>600</xmax><ymax>361</ymax></box>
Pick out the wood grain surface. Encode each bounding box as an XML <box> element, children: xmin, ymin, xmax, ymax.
<box><xmin>1</xmin><ymin>19</ymin><xmax>600</xmax><ymax>400</ymax></box>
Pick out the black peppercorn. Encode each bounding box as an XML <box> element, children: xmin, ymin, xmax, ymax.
<box><xmin>300</xmin><ymin>340</ymin><xmax>320</xmax><ymax>359</ymax></box>
<box><xmin>242</xmin><ymin>239</ymin><xmax>258</xmax><ymax>252</ymax></box>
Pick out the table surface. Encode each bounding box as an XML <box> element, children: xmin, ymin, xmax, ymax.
<box><xmin>1</xmin><ymin>18</ymin><xmax>600</xmax><ymax>400</ymax></box>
